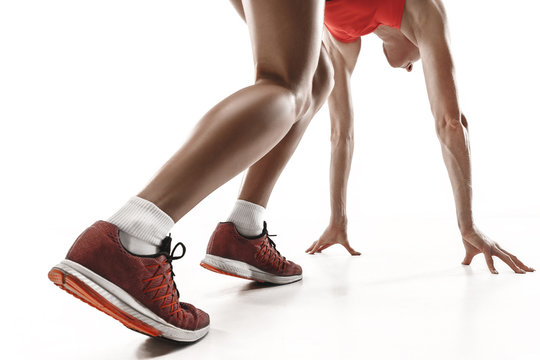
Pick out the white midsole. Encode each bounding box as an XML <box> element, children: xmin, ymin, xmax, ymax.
<box><xmin>55</xmin><ymin>259</ymin><xmax>209</xmax><ymax>342</ymax></box>
<box><xmin>201</xmin><ymin>254</ymin><xmax>302</xmax><ymax>285</ymax></box>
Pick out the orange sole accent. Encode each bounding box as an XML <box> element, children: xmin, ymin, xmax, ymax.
<box><xmin>48</xmin><ymin>267</ymin><xmax>161</xmax><ymax>338</ymax></box>
<box><xmin>200</xmin><ymin>262</ymin><xmax>264</xmax><ymax>283</ymax></box>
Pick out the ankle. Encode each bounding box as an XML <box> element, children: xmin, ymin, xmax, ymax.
<box><xmin>226</xmin><ymin>199</ymin><xmax>266</xmax><ymax>237</ymax></box>
<box><xmin>109</xmin><ymin>196</ymin><xmax>174</xmax><ymax>254</ymax></box>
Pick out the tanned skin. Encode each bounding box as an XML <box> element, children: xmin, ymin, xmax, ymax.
<box><xmin>234</xmin><ymin>0</ymin><xmax>534</xmax><ymax>274</ymax></box>
<box><xmin>137</xmin><ymin>0</ymin><xmax>333</xmax><ymax>221</ymax></box>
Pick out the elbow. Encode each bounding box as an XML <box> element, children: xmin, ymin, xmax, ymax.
<box><xmin>434</xmin><ymin>113</ymin><xmax>467</xmax><ymax>142</ymax></box>
<box><xmin>330</xmin><ymin>128</ymin><xmax>354</xmax><ymax>144</ymax></box>
<box><xmin>330</xmin><ymin>111</ymin><xmax>354</xmax><ymax>144</ymax></box>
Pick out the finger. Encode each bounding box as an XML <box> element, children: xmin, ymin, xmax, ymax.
<box><xmin>483</xmin><ymin>252</ymin><xmax>498</xmax><ymax>274</ymax></box>
<box><xmin>343</xmin><ymin>244</ymin><xmax>361</xmax><ymax>256</ymax></box>
<box><xmin>497</xmin><ymin>247</ymin><xmax>535</xmax><ymax>272</ymax></box>
<box><xmin>308</xmin><ymin>241</ymin><xmax>324</xmax><ymax>254</ymax></box>
<box><xmin>307</xmin><ymin>240</ymin><xmax>322</xmax><ymax>253</ymax></box>
<box><xmin>496</xmin><ymin>247</ymin><xmax>532</xmax><ymax>273</ymax></box>
<box><xmin>462</xmin><ymin>251</ymin><xmax>476</xmax><ymax>265</ymax></box>
<box><xmin>316</xmin><ymin>243</ymin><xmax>333</xmax><ymax>253</ymax></box>
<box><xmin>493</xmin><ymin>248</ymin><xmax>525</xmax><ymax>274</ymax></box>
<box><xmin>305</xmin><ymin>241</ymin><xmax>317</xmax><ymax>253</ymax></box>
<box><xmin>307</xmin><ymin>243</ymin><xmax>317</xmax><ymax>254</ymax></box>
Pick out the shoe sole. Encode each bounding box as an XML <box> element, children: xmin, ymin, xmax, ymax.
<box><xmin>48</xmin><ymin>259</ymin><xmax>209</xmax><ymax>342</ymax></box>
<box><xmin>200</xmin><ymin>254</ymin><xmax>302</xmax><ymax>285</ymax></box>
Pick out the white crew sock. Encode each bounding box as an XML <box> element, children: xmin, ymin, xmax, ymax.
<box><xmin>226</xmin><ymin>199</ymin><xmax>266</xmax><ymax>237</ymax></box>
<box><xmin>108</xmin><ymin>196</ymin><xmax>174</xmax><ymax>255</ymax></box>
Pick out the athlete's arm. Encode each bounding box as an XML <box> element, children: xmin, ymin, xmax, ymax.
<box><xmin>403</xmin><ymin>0</ymin><xmax>534</xmax><ymax>273</ymax></box>
<box><xmin>306</xmin><ymin>29</ymin><xmax>361</xmax><ymax>255</ymax></box>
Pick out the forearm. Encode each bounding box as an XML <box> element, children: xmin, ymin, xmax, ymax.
<box><xmin>307</xmin><ymin>133</ymin><xmax>361</xmax><ymax>256</ymax></box>
<box><xmin>395</xmin><ymin>0</ymin><xmax>535</xmax><ymax>273</ymax></box>
<box><xmin>437</xmin><ymin>115</ymin><xmax>474</xmax><ymax>234</ymax></box>
<box><xmin>408</xmin><ymin>1</ymin><xmax>475</xmax><ymax>234</ymax></box>
<box><xmin>322</xmin><ymin>30</ymin><xmax>360</xmax><ymax>229</ymax></box>
<box><xmin>329</xmin><ymin>131</ymin><xmax>354</xmax><ymax>227</ymax></box>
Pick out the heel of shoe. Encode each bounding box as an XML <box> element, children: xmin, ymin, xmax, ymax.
<box><xmin>48</xmin><ymin>266</ymin><xmax>161</xmax><ymax>337</ymax></box>
<box><xmin>200</xmin><ymin>254</ymin><xmax>266</xmax><ymax>282</ymax></box>
<box><xmin>200</xmin><ymin>258</ymin><xmax>257</xmax><ymax>282</ymax></box>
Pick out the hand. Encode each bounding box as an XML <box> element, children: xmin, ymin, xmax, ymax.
<box><xmin>306</xmin><ymin>224</ymin><xmax>361</xmax><ymax>255</ymax></box>
<box><xmin>461</xmin><ymin>227</ymin><xmax>535</xmax><ymax>274</ymax></box>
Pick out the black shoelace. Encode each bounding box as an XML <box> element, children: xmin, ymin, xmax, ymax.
<box><xmin>163</xmin><ymin>235</ymin><xmax>186</xmax><ymax>299</ymax></box>
<box><xmin>262</xmin><ymin>221</ymin><xmax>284</xmax><ymax>259</ymax></box>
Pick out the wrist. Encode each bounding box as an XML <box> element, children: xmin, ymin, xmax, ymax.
<box><xmin>329</xmin><ymin>216</ymin><xmax>348</xmax><ymax>230</ymax></box>
<box><xmin>457</xmin><ymin>212</ymin><xmax>476</xmax><ymax>237</ymax></box>
<box><xmin>459</xmin><ymin>223</ymin><xmax>477</xmax><ymax>237</ymax></box>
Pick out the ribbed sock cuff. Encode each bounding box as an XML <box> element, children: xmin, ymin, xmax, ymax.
<box><xmin>108</xmin><ymin>196</ymin><xmax>174</xmax><ymax>247</ymax></box>
<box><xmin>226</xmin><ymin>199</ymin><xmax>266</xmax><ymax>237</ymax></box>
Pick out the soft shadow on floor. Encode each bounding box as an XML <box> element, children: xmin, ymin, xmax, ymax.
<box><xmin>239</xmin><ymin>280</ymin><xmax>298</xmax><ymax>292</ymax></box>
<box><xmin>135</xmin><ymin>336</ymin><xmax>201</xmax><ymax>359</ymax></box>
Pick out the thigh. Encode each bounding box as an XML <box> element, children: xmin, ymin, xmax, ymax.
<box><xmin>242</xmin><ymin>0</ymin><xmax>325</xmax><ymax>90</ymax></box>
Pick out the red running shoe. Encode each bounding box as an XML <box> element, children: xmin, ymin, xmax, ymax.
<box><xmin>48</xmin><ymin>221</ymin><xmax>209</xmax><ymax>342</ymax></box>
<box><xmin>201</xmin><ymin>222</ymin><xmax>302</xmax><ymax>284</ymax></box>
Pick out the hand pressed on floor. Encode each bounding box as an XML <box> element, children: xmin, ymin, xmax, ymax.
<box><xmin>461</xmin><ymin>227</ymin><xmax>535</xmax><ymax>274</ymax></box>
<box><xmin>306</xmin><ymin>225</ymin><xmax>361</xmax><ymax>256</ymax></box>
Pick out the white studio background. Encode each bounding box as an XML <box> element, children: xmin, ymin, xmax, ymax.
<box><xmin>0</xmin><ymin>1</ymin><xmax>539</xmax><ymax>359</ymax></box>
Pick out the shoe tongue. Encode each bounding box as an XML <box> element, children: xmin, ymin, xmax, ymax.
<box><xmin>159</xmin><ymin>235</ymin><xmax>172</xmax><ymax>254</ymax></box>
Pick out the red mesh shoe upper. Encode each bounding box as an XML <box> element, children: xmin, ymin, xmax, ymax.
<box><xmin>66</xmin><ymin>221</ymin><xmax>208</xmax><ymax>331</ymax></box>
<box><xmin>206</xmin><ymin>222</ymin><xmax>302</xmax><ymax>276</ymax></box>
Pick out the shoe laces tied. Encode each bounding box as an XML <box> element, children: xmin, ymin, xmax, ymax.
<box><xmin>165</xmin><ymin>238</ymin><xmax>186</xmax><ymax>300</ymax></box>
<box><xmin>143</xmin><ymin>235</ymin><xmax>187</xmax><ymax>317</ymax></box>
<box><xmin>257</xmin><ymin>222</ymin><xmax>286</xmax><ymax>271</ymax></box>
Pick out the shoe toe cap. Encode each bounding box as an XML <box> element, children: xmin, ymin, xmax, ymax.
<box><xmin>195</xmin><ymin>308</ymin><xmax>210</xmax><ymax>329</ymax></box>
<box><xmin>286</xmin><ymin>260</ymin><xmax>302</xmax><ymax>276</ymax></box>
<box><xmin>180</xmin><ymin>302</ymin><xmax>210</xmax><ymax>330</ymax></box>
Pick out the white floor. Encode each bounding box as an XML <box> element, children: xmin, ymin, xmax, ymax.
<box><xmin>9</xmin><ymin>216</ymin><xmax>539</xmax><ymax>360</ymax></box>
<box><xmin>2</xmin><ymin>2</ymin><xmax>539</xmax><ymax>359</ymax></box>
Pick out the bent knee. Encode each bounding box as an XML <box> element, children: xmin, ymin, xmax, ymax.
<box><xmin>310</xmin><ymin>44</ymin><xmax>334</xmax><ymax>110</ymax></box>
<box><xmin>255</xmin><ymin>55</ymin><xmax>332</xmax><ymax>119</ymax></box>
<box><xmin>254</xmin><ymin>72</ymin><xmax>313</xmax><ymax>120</ymax></box>
<box><xmin>293</xmin><ymin>45</ymin><xmax>334</xmax><ymax>121</ymax></box>
<box><xmin>254</xmin><ymin>46</ymin><xmax>333</xmax><ymax>120</ymax></box>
